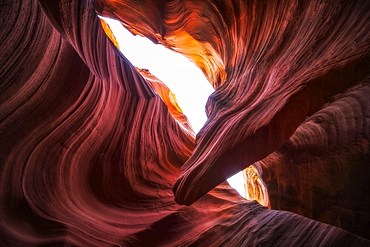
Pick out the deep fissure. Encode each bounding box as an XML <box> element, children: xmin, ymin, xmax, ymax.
<box><xmin>100</xmin><ymin>17</ymin><xmax>269</xmax><ymax>204</ymax></box>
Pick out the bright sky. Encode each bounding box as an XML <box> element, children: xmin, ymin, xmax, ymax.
<box><xmin>102</xmin><ymin>17</ymin><xmax>246</xmax><ymax>198</ymax></box>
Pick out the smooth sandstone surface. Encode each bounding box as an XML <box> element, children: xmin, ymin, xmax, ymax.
<box><xmin>0</xmin><ymin>0</ymin><xmax>369</xmax><ymax>246</ymax></box>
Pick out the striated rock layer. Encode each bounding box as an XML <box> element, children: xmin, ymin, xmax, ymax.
<box><xmin>0</xmin><ymin>0</ymin><xmax>369</xmax><ymax>246</ymax></box>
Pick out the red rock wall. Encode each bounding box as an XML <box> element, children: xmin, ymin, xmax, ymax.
<box><xmin>0</xmin><ymin>0</ymin><xmax>369</xmax><ymax>246</ymax></box>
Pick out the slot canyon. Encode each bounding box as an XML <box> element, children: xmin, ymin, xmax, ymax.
<box><xmin>0</xmin><ymin>0</ymin><xmax>369</xmax><ymax>246</ymax></box>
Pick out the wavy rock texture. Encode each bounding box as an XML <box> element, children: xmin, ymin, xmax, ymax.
<box><xmin>0</xmin><ymin>0</ymin><xmax>369</xmax><ymax>246</ymax></box>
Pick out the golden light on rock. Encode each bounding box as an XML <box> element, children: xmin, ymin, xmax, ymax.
<box><xmin>244</xmin><ymin>166</ymin><xmax>270</xmax><ymax>208</ymax></box>
<box><xmin>1</xmin><ymin>0</ymin><xmax>369</xmax><ymax>245</ymax></box>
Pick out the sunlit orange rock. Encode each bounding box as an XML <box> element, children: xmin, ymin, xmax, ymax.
<box><xmin>136</xmin><ymin>68</ymin><xmax>195</xmax><ymax>133</ymax></box>
<box><xmin>0</xmin><ymin>0</ymin><xmax>369</xmax><ymax>246</ymax></box>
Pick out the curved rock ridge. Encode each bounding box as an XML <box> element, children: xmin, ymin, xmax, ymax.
<box><xmin>0</xmin><ymin>0</ymin><xmax>369</xmax><ymax>246</ymax></box>
<box><xmin>255</xmin><ymin>82</ymin><xmax>370</xmax><ymax>238</ymax></box>
<box><xmin>94</xmin><ymin>0</ymin><xmax>370</xmax><ymax>208</ymax></box>
<box><xmin>95</xmin><ymin>0</ymin><xmax>370</xmax><ymax>238</ymax></box>
<box><xmin>171</xmin><ymin>0</ymin><xmax>370</xmax><ymax>207</ymax></box>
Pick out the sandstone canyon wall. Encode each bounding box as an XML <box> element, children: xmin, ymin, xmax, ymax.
<box><xmin>0</xmin><ymin>0</ymin><xmax>369</xmax><ymax>246</ymax></box>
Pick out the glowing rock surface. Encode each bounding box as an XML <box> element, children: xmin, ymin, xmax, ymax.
<box><xmin>0</xmin><ymin>0</ymin><xmax>369</xmax><ymax>245</ymax></box>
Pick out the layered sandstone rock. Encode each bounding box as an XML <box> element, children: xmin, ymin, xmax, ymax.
<box><xmin>0</xmin><ymin>0</ymin><xmax>369</xmax><ymax>246</ymax></box>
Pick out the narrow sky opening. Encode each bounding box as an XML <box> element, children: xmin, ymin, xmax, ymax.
<box><xmin>102</xmin><ymin>17</ymin><xmax>213</xmax><ymax>133</ymax></box>
<box><xmin>101</xmin><ymin>17</ymin><xmax>245</xmax><ymax>198</ymax></box>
